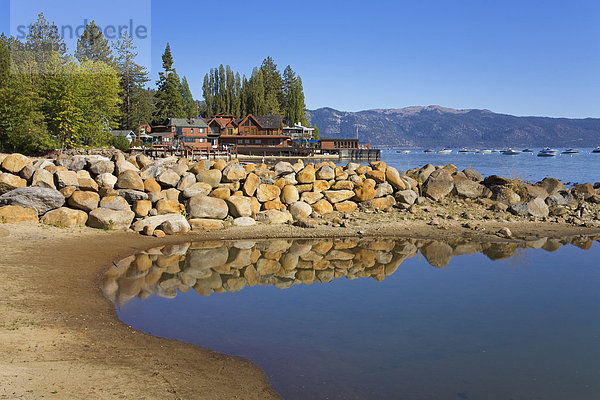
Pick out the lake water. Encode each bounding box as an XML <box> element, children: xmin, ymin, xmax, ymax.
<box><xmin>104</xmin><ymin>236</ymin><xmax>600</xmax><ymax>400</ymax></box>
<box><xmin>380</xmin><ymin>148</ymin><xmax>600</xmax><ymax>185</ymax></box>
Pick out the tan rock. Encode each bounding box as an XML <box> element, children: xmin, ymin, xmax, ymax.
<box><xmin>334</xmin><ymin>201</ymin><xmax>358</xmax><ymax>212</ymax></box>
<box><xmin>366</xmin><ymin>169</ymin><xmax>386</xmax><ymax>183</ymax></box>
<box><xmin>41</xmin><ymin>207</ymin><xmax>87</xmax><ymax>227</ymax></box>
<box><xmin>332</xmin><ymin>180</ymin><xmax>354</xmax><ymax>190</ymax></box>
<box><xmin>161</xmin><ymin>188</ymin><xmax>181</xmax><ymax>202</ymax></box>
<box><xmin>1</xmin><ymin>153</ymin><xmax>32</xmax><ymax>174</ymax></box>
<box><xmin>55</xmin><ymin>170</ymin><xmax>79</xmax><ymax>189</ymax></box>
<box><xmin>316</xmin><ymin>165</ymin><xmax>335</xmax><ymax>180</ymax></box>
<box><xmin>60</xmin><ymin>186</ymin><xmax>77</xmax><ymax>198</ymax></box>
<box><xmin>196</xmin><ymin>169</ymin><xmax>222</xmax><ymax>188</ymax></box>
<box><xmin>157</xmin><ymin>169</ymin><xmax>181</xmax><ymax>188</ymax></box>
<box><xmin>243</xmin><ymin>173</ymin><xmax>260</xmax><ymax>197</ymax></box>
<box><xmin>87</xmin><ymin>208</ymin><xmax>135</xmax><ymax>230</ymax></box>
<box><xmin>67</xmin><ymin>191</ymin><xmax>100</xmax><ymax>212</ymax></box>
<box><xmin>263</xmin><ymin>200</ymin><xmax>286</xmax><ymax>211</ymax></box>
<box><xmin>353</xmin><ymin>182</ymin><xmax>376</xmax><ymax>202</ymax></box>
<box><xmin>256</xmin><ymin>184</ymin><xmax>281</xmax><ymax>203</ymax></box>
<box><xmin>255</xmin><ymin>210</ymin><xmax>293</xmax><ymax>224</ymax></box>
<box><xmin>281</xmin><ymin>185</ymin><xmax>300</xmax><ymax>205</ymax></box>
<box><xmin>370</xmin><ymin>161</ymin><xmax>387</xmax><ymax>171</ymax></box>
<box><xmin>31</xmin><ymin>169</ymin><xmax>56</xmax><ymax>189</ymax></box>
<box><xmin>226</xmin><ymin>196</ymin><xmax>253</xmax><ymax>217</ymax></box>
<box><xmin>244</xmin><ymin>164</ymin><xmax>257</xmax><ymax>174</ymax></box>
<box><xmin>117</xmin><ymin>170</ymin><xmax>144</xmax><ymax>191</ymax></box>
<box><xmin>296</xmin><ymin>184</ymin><xmax>313</xmax><ymax>193</ymax></box>
<box><xmin>300</xmin><ymin>191</ymin><xmax>324</xmax><ymax>205</ymax></box>
<box><xmin>212</xmin><ymin>159</ymin><xmax>227</xmax><ymax>171</ymax></box>
<box><xmin>385</xmin><ymin>167</ymin><xmax>406</xmax><ymax>190</ymax></box>
<box><xmin>324</xmin><ymin>190</ymin><xmax>355</xmax><ymax>204</ymax></box>
<box><xmin>274</xmin><ymin>177</ymin><xmax>286</xmax><ymax>190</ymax></box>
<box><xmin>190</xmin><ymin>160</ymin><xmax>210</xmax><ymax>175</ymax></box>
<box><xmin>0</xmin><ymin>205</ymin><xmax>38</xmax><ymax>223</ymax></box>
<box><xmin>78</xmin><ymin>177</ymin><xmax>99</xmax><ymax>192</ymax></box>
<box><xmin>312</xmin><ymin>199</ymin><xmax>334</xmax><ymax>215</ymax></box>
<box><xmin>188</xmin><ymin>195</ymin><xmax>228</xmax><ymax>219</ymax></box>
<box><xmin>289</xmin><ymin>201</ymin><xmax>312</xmax><ymax>220</ymax></box>
<box><xmin>222</xmin><ymin>163</ymin><xmax>247</xmax><ymax>182</ymax></box>
<box><xmin>313</xmin><ymin>180</ymin><xmax>331</xmax><ymax>192</ymax></box>
<box><xmin>210</xmin><ymin>187</ymin><xmax>231</xmax><ymax>200</ymax></box>
<box><xmin>156</xmin><ymin>199</ymin><xmax>182</xmax><ymax>215</ymax></box>
<box><xmin>297</xmin><ymin>164</ymin><xmax>316</xmax><ymax>183</ymax></box>
<box><xmin>182</xmin><ymin>182</ymin><xmax>212</xmax><ymax>198</ymax></box>
<box><xmin>250</xmin><ymin>196</ymin><xmax>261</xmax><ymax>215</ymax></box>
<box><xmin>364</xmin><ymin>195</ymin><xmax>396</xmax><ymax>211</ymax></box>
<box><xmin>133</xmin><ymin>200</ymin><xmax>152</xmax><ymax>217</ymax></box>
<box><xmin>189</xmin><ymin>218</ymin><xmax>225</xmax><ymax>231</ymax></box>
<box><xmin>99</xmin><ymin>195</ymin><xmax>131</xmax><ymax>211</ymax></box>
<box><xmin>0</xmin><ymin>172</ymin><xmax>27</xmax><ymax>192</ymax></box>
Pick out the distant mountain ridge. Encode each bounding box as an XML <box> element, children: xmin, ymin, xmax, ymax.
<box><xmin>306</xmin><ymin>106</ymin><xmax>600</xmax><ymax>148</ymax></box>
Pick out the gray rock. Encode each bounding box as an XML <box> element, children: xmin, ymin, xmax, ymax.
<box><xmin>57</xmin><ymin>155</ymin><xmax>86</xmax><ymax>171</ymax></box>
<box><xmin>546</xmin><ymin>190</ymin><xmax>576</xmax><ymax>207</ymax></box>
<box><xmin>274</xmin><ymin>161</ymin><xmax>295</xmax><ymax>176</ymax></box>
<box><xmin>221</xmin><ymin>163</ymin><xmax>247</xmax><ymax>182</ymax></box>
<box><xmin>509</xmin><ymin>197</ymin><xmax>549</xmax><ymax>218</ymax></box>
<box><xmin>55</xmin><ymin>170</ymin><xmax>79</xmax><ymax>189</ymax></box>
<box><xmin>182</xmin><ymin>182</ymin><xmax>212</xmax><ymax>199</ymax></box>
<box><xmin>89</xmin><ymin>160</ymin><xmax>115</xmax><ymax>176</ymax></box>
<box><xmin>255</xmin><ymin>210</ymin><xmax>293</xmax><ymax>224</ymax></box>
<box><xmin>463</xmin><ymin>169</ymin><xmax>483</xmax><ymax>182</ymax></box>
<box><xmin>87</xmin><ymin>208</ymin><xmax>135</xmax><ymax>230</ymax></box>
<box><xmin>453</xmin><ymin>174</ymin><xmax>484</xmax><ymax>198</ymax></box>
<box><xmin>423</xmin><ymin>169</ymin><xmax>454</xmax><ymax>201</ymax></box>
<box><xmin>118</xmin><ymin>189</ymin><xmax>149</xmax><ymax>203</ymax></box>
<box><xmin>95</xmin><ymin>173</ymin><xmax>118</xmax><ymax>189</ymax></box>
<box><xmin>0</xmin><ymin>187</ymin><xmax>65</xmax><ymax>215</ymax></box>
<box><xmin>289</xmin><ymin>201</ymin><xmax>313</xmax><ymax>220</ymax></box>
<box><xmin>316</xmin><ymin>165</ymin><xmax>335</xmax><ymax>180</ymax></box>
<box><xmin>132</xmin><ymin>214</ymin><xmax>190</xmax><ymax>233</ymax></box>
<box><xmin>395</xmin><ymin>190</ymin><xmax>418</xmax><ymax>205</ymax></box>
<box><xmin>157</xmin><ymin>169</ymin><xmax>181</xmax><ymax>188</ymax></box>
<box><xmin>232</xmin><ymin>217</ymin><xmax>257</xmax><ymax>227</ymax></box>
<box><xmin>375</xmin><ymin>182</ymin><xmax>393</xmax><ymax>198</ymax></box>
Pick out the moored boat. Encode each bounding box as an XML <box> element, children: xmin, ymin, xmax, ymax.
<box><xmin>522</xmin><ymin>148</ymin><xmax>534</xmax><ymax>153</ymax></box>
<box><xmin>477</xmin><ymin>149</ymin><xmax>492</xmax><ymax>154</ymax></box>
<box><xmin>437</xmin><ymin>148</ymin><xmax>452</xmax><ymax>154</ymax></box>
<box><xmin>538</xmin><ymin>149</ymin><xmax>557</xmax><ymax>157</ymax></box>
<box><xmin>592</xmin><ymin>147</ymin><xmax>600</xmax><ymax>153</ymax></box>
<box><xmin>424</xmin><ymin>149</ymin><xmax>435</xmax><ymax>154</ymax></box>
<box><xmin>396</xmin><ymin>150</ymin><xmax>411</xmax><ymax>154</ymax></box>
<box><xmin>502</xmin><ymin>148</ymin><xmax>521</xmax><ymax>155</ymax></box>
<box><xmin>562</xmin><ymin>149</ymin><xmax>579</xmax><ymax>154</ymax></box>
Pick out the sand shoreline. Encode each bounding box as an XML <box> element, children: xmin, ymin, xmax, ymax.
<box><xmin>1</xmin><ymin>221</ymin><xmax>599</xmax><ymax>399</ymax></box>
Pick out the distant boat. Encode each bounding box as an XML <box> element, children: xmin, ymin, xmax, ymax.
<box><xmin>477</xmin><ymin>149</ymin><xmax>492</xmax><ymax>154</ymax></box>
<box><xmin>424</xmin><ymin>149</ymin><xmax>435</xmax><ymax>153</ymax></box>
<box><xmin>438</xmin><ymin>148</ymin><xmax>452</xmax><ymax>154</ymax></box>
<box><xmin>491</xmin><ymin>149</ymin><xmax>502</xmax><ymax>153</ymax></box>
<box><xmin>502</xmin><ymin>148</ymin><xmax>521</xmax><ymax>155</ymax></box>
<box><xmin>592</xmin><ymin>147</ymin><xmax>600</xmax><ymax>153</ymax></box>
<box><xmin>538</xmin><ymin>149</ymin><xmax>557</xmax><ymax>157</ymax></box>
<box><xmin>562</xmin><ymin>149</ymin><xmax>579</xmax><ymax>154</ymax></box>
<box><xmin>522</xmin><ymin>148</ymin><xmax>534</xmax><ymax>153</ymax></box>
<box><xmin>396</xmin><ymin>150</ymin><xmax>410</xmax><ymax>154</ymax></box>
<box><xmin>458</xmin><ymin>148</ymin><xmax>473</xmax><ymax>153</ymax></box>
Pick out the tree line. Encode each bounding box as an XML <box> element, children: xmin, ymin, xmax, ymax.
<box><xmin>0</xmin><ymin>13</ymin><xmax>314</xmax><ymax>154</ymax></box>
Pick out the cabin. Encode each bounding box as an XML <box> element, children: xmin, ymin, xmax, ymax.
<box><xmin>319</xmin><ymin>138</ymin><xmax>359</xmax><ymax>152</ymax></box>
<box><xmin>219</xmin><ymin>114</ymin><xmax>291</xmax><ymax>153</ymax></box>
<box><xmin>151</xmin><ymin>118</ymin><xmax>213</xmax><ymax>150</ymax></box>
<box><xmin>206</xmin><ymin>113</ymin><xmax>239</xmax><ymax>137</ymax></box>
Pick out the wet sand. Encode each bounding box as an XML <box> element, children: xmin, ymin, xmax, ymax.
<box><xmin>1</xmin><ymin>220</ymin><xmax>599</xmax><ymax>399</ymax></box>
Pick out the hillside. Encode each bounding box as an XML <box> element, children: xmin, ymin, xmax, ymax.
<box><xmin>306</xmin><ymin>106</ymin><xmax>600</xmax><ymax>148</ymax></box>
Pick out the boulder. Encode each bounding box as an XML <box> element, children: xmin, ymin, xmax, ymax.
<box><xmin>537</xmin><ymin>177</ymin><xmax>564</xmax><ymax>195</ymax></box>
<box><xmin>332</xmin><ymin>181</ymin><xmax>354</xmax><ymax>190</ymax></box>
<box><xmin>0</xmin><ymin>173</ymin><xmax>27</xmax><ymax>194</ymax></box>
<box><xmin>255</xmin><ymin>210</ymin><xmax>293</xmax><ymax>224</ymax></box>
<box><xmin>67</xmin><ymin>191</ymin><xmax>100</xmax><ymax>212</ymax></box>
<box><xmin>316</xmin><ymin>165</ymin><xmax>335</xmax><ymax>180</ymax></box>
<box><xmin>423</xmin><ymin>169</ymin><xmax>454</xmax><ymax>201</ymax></box>
<box><xmin>263</xmin><ymin>200</ymin><xmax>285</xmax><ymax>210</ymax></box>
<box><xmin>453</xmin><ymin>174</ymin><xmax>484</xmax><ymax>198</ymax></box>
<box><xmin>189</xmin><ymin>218</ymin><xmax>225</xmax><ymax>231</ymax></box>
<box><xmin>353</xmin><ymin>183</ymin><xmax>377</xmax><ymax>202</ymax></box>
<box><xmin>0</xmin><ymin>187</ymin><xmax>65</xmax><ymax>215</ymax></box>
<box><xmin>297</xmin><ymin>164</ymin><xmax>316</xmax><ymax>183</ymax></box>
<box><xmin>182</xmin><ymin>182</ymin><xmax>213</xmax><ymax>199</ymax></box>
<box><xmin>159</xmin><ymin>215</ymin><xmax>191</xmax><ymax>235</ymax></box>
<box><xmin>196</xmin><ymin>169</ymin><xmax>222</xmax><ymax>188</ymax></box>
<box><xmin>256</xmin><ymin>184</ymin><xmax>281</xmax><ymax>202</ymax></box>
<box><xmin>572</xmin><ymin>183</ymin><xmax>595</xmax><ymax>198</ymax></box>
<box><xmin>221</xmin><ymin>163</ymin><xmax>247</xmax><ymax>182</ymax></box>
<box><xmin>312</xmin><ymin>180</ymin><xmax>331</xmax><ymax>192</ymax></box>
<box><xmin>115</xmin><ymin>160</ymin><xmax>139</xmax><ymax>175</ymax></box>
<box><xmin>232</xmin><ymin>217</ymin><xmax>257</xmax><ymax>227</ymax></box>
<box><xmin>87</xmin><ymin>208</ymin><xmax>135</xmax><ymax>230</ymax></box>
<box><xmin>176</xmin><ymin>173</ymin><xmax>196</xmax><ymax>191</ymax></box>
<box><xmin>243</xmin><ymin>172</ymin><xmax>260</xmax><ymax>197</ymax></box>
<box><xmin>41</xmin><ymin>207</ymin><xmax>88</xmax><ymax>227</ymax></box>
<box><xmin>143</xmin><ymin>178</ymin><xmax>162</xmax><ymax>193</ymax></box>
<box><xmin>509</xmin><ymin>197</ymin><xmax>549</xmax><ymax>218</ymax></box>
<box><xmin>490</xmin><ymin>186</ymin><xmax>521</xmax><ymax>205</ymax></box>
<box><xmin>156</xmin><ymin>199</ymin><xmax>182</xmax><ymax>215</ymax></box>
<box><xmin>365</xmin><ymin>169</ymin><xmax>386</xmax><ymax>183</ymax></box>
<box><xmin>463</xmin><ymin>169</ymin><xmax>483</xmax><ymax>182</ymax></box>
<box><xmin>57</xmin><ymin>156</ymin><xmax>86</xmax><ymax>171</ymax></box>
<box><xmin>312</xmin><ymin>199</ymin><xmax>334</xmax><ymax>215</ymax></box>
<box><xmin>157</xmin><ymin>169</ymin><xmax>181</xmax><ymax>188</ymax></box>
<box><xmin>375</xmin><ymin>182</ymin><xmax>394</xmax><ymax>198</ymax></box>
<box><xmin>521</xmin><ymin>184</ymin><xmax>549</xmax><ymax>200</ymax></box>
<box><xmin>31</xmin><ymin>169</ymin><xmax>56</xmax><ymax>189</ymax></box>
<box><xmin>116</xmin><ymin>170</ymin><xmax>144</xmax><ymax>191</ymax></box>
<box><xmin>77</xmin><ymin>177</ymin><xmax>99</xmax><ymax>192</ymax></box>
<box><xmin>95</xmin><ymin>173</ymin><xmax>118</xmax><ymax>189</ymax></box>
<box><xmin>362</xmin><ymin>195</ymin><xmax>396</xmax><ymax>211</ymax></box>
<box><xmin>395</xmin><ymin>190</ymin><xmax>418</xmax><ymax>205</ymax></box>
<box><xmin>100</xmin><ymin>195</ymin><xmax>131</xmax><ymax>211</ymax></box>
<box><xmin>300</xmin><ymin>191</ymin><xmax>324</xmax><ymax>205</ymax></box>
<box><xmin>289</xmin><ymin>201</ymin><xmax>313</xmax><ymax>220</ymax></box>
<box><xmin>546</xmin><ymin>191</ymin><xmax>576</xmax><ymax>207</ymax></box>
<box><xmin>334</xmin><ymin>201</ymin><xmax>358</xmax><ymax>212</ymax></box>
<box><xmin>209</xmin><ymin>187</ymin><xmax>231</xmax><ymax>199</ymax></box>
<box><xmin>281</xmin><ymin>185</ymin><xmax>300</xmax><ymax>205</ymax></box>
<box><xmin>89</xmin><ymin>160</ymin><xmax>115</xmax><ymax>175</ymax></box>
<box><xmin>274</xmin><ymin>161</ymin><xmax>295</xmax><ymax>176</ymax></box>
<box><xmin>188</xmin><ymin>195</ymin><xmax>228</xmax><ymax>219</ymax></box>
<box><xmin>55</xmin><ymin>170</ymin><xmax>79</xmax><ymax>189</ymax></box>
<box><xmin>1</xmin><ymin>154</ymin><xmax>32</xmax><ymax>174</ymax></box>
<box><xmin>483</xmin><ymin>175</ymin><xmax>512</xmax><ymax>187</ymax></box>
<box><xmin>0</xmin><ymin>205</ymin><xmax>38</xmax><ymax>223</ymax></box>
<box><xmin>132</xmin><ymin>200</ymin><xmax>152</xmax><ymax>217</ymax></box>
<box><xmin>226</xmin><ymin>196</ymin><xmax>253</xmax><ymax>218</ymax></box>
<box><xmin>385</xmin><ymin>167</ymin><xmax>406</xmax><ymax>190</ymax></box>
<box><xmin>324</xmin><ymin>190</ymin><xmax>355</xmax><ymax>204</ymax></box>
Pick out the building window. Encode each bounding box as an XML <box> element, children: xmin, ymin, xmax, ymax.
<box><xmin>228</xmin><ymin>128</ymin><xmax>233</xmax><ymax>135</ymax></box>
<box><xmin>199</xmin><ymin>138</ymin><xmax>205</xmax><ymax>143</ymax></box>
<box><xmin>176</xmin><ymin>127</ymin><xmax>182</xmax><ymax>136</ymax></box>
<box><xmin>199</xmin><ymin>128</ymin><xmax>205</xmax><ymax>134</ymax></box>
<box><xmin>255</xmin><ymin>139</ymin><xmax>261</xmax><ymax>144</ymax></box>
<box><xmin>184</xmin><ymin>137</ymin><xmax>195</xmax><ymax>143</ymax></box>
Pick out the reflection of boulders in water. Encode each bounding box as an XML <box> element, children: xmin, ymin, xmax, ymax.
<box><xmin>102</xmin><ymin>235</ymin><xmax>597</xmax><ymax>305</ymax></box>
<box><xmin>420</xmin><ymin>241</ymin><xmax>454</xmax><ymax>268</ymax></box>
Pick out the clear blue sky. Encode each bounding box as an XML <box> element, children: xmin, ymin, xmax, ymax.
<box><xmin>1</xmin><ymin>0</ymin><xmax>599</xmax><ymax>118</ymax></box>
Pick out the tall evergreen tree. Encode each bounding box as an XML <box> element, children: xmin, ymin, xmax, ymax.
<box><xmin>75</xmin><ymin>21</ymin><xmax>114</xmax><ymax>65</ymax></box>
<box><xmin>202</xmin><ymin>73</ymin><xmax>213</xmax><ymax>118</ymax></box>
<box><xmin>260</xmin><ymin>56</ymin><xmax>282</xmax><ymax>114</ymax></box>
<box><xmin>153</xmin><ymin>43</ymin><xmax>184</xmax><ymax>123</ymax></box>
<box><xmin>114</xmin><ymin>31</ymin><xmax>150</xmax><ymax>130</ymax></box>
<box><xmin>233</xmin><ymin>72</ymin><xmax>242</xmax><ymax>117</ymax></box>
<box><xmin>25</xmin><ymin>13</ymin><xmax>68</xmax><ymax>72</ymax></box>
<box><xmin>180</xmin><ymin>76</ymin><xmax>196</xmax><ymax>118</ymax></box>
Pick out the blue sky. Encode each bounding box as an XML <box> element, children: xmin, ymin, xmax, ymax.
<box><xmin>1</xmin><ymin>0</ymin><xmax>599</xmax><ymax>118</ymax></box>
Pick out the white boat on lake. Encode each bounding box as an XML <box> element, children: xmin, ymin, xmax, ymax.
<box><xmin>562</xmin><ymin>149</ymin><xmax>579</xmax><ymax>154</ymax></box>
<box><xmin>438</xmin><ymin>148</ymin><xmax>452</xmax><ymax>154</ymax></box>
<box><xmin>477</xmin><ymin>149</ymin><xmax>492</xmax><ymax>154</ymax></box>
<box><xmin>592</xmin><ymin>147</ymin><xmax>600</xmax><ymax>153</ymax></box>
<box><xmin>538</xmin><ymin>149</ymin><xmax>557</xmax><ymax>157</ymax></box>
<box><xmin>502</xmin><ymin>148</ymin><xmax>521</xmax><ymax>155</ymax></box>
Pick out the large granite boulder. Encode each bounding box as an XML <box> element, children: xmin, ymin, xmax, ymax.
<box><xmin>453</xmin><ymin>174</ymin><xmax>484</xmax><ymax>198</ymax></box>
<box><xmin>188</xmin><ymin>195</ymin><xmax>228</xmax><ymax>219</ymax></box>
<box><xmin>67</xmin><ymin>190</ymin><xmax>100</xmax><ymax>212</ymax></box>
<box><xmin>196</xmin><ymin>169</ymin><xmax>222</xmax><ymax>188</ymax></box>
<box><xmin>132</xmin><ymin>214</ymin><xmax>190</xmax><ymax>234</ymax></box>
<box><xmin>289</xmin><ymin>201</ymin><xmax>312</xmax><ymax>220</ymax></box>
<box><xmin>87</xmin><ymin>208</ymin><xmax>135</xmax><ymax>230</ymax></box>
<box><xmin>221</xmin><ymin>163</ymin><xmax>247</xmax><ymax>182</ymax></box>
<box><xmin>41</xmin><ymin>207</ymin><xmax>88</xmax><ymax>227</ymax></box>
<box><xmin>1</xmin><ymin>153</ymin><xmax>32</xmax><ymax>174</ymax></box>
<box><xmin>509</xmin><ymin>197</ymin><xmax>549</xmax><ymax>218</ymax></box>
<box><xmin>226</xmin><ymin>196</ymin><xmax>253</xmax><ymax>218</ymax></box>
<box><xmin>0</xmin><ymin>173</ymin><xmax>27</xmax><ymax>194</ymax></box>
<box><xmin>116</xmin><ymin>170</ymin><xmax>144</xmax><ymax>191</ymax></box>
<box><xmin>0</xmin><ymin>205</ymin><xmax>38</xmax><ymax>223</ymax></box>
<box><xmin>423</xmin><ymin>169</ymin><xmax>454</xmax><ymax>201</ymax></box>
<box><xmin>31</xmin><ymin>169</ymin><xmax>56</xmax><ymax>189</ymax></box>
<box><xmin>0</xmin><ymin>187</ymin><xmax>65</xmax><ymax>215</ymax></box>
<box><xmin>324</xmin><ymin>190</ymin><xmax>355</xmax><ymax>204</ymax></box>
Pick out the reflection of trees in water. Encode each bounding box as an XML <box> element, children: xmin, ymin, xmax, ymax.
<box><xmin>102</xmin><ymin>236</ymin><xmax>599</xmax><ymax>306</ymax></box>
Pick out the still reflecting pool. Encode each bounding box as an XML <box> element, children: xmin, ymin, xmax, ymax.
<box><xmin>104</xmin><ymin>236</ymin><xmax>600</xmax><ymax>400</ymax></box>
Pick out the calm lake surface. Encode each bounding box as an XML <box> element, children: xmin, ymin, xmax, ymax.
<box><xmin>380</xmin><ymin>148</ymin><xmax>600</xmax><ymax>184</ymax></box>
<box><xmin>104</xmin><ymin>236</ymin><xmax>600</xmax><ymax>400</ymax></box>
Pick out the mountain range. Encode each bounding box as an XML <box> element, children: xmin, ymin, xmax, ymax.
<box><xmin>306</xmin><ymin>106</ymin><xmax>600</xmax><ymax>148</ymax></box>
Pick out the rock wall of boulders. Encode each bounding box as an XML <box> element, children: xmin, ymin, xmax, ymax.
<box><xmin>103</xmin><ymin>235</ymin><xmax>600</xmax><ymax>305</ymax></box>
<box><xmin>1</xmin><ymin>152</ymin><xmax>599</xmax><ymax>235</ymax></box>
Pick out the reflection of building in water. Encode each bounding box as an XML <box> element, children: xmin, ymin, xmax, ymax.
<box><xmin>102</xmin><ymin>236</ymin><xmax>598</xmax><ymax>306</ymax></box>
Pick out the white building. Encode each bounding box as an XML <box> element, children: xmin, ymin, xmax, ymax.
<box><xmin>283</xmin><ymin>123</ymin><xmax>314</xmax><ymax>141</ymax></box>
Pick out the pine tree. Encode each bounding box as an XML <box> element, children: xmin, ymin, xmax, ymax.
<box><xmin>153</xmin><ymin>43</ymin><xmax>184</xmax><ymax>123</ymax></box>
<box><xmin>25</xmin><ymin>13</ymin><xmax>67</xmax><ymax>73</ymax></box>
<box><xmin>75</xmin><ymin>21</ymin><xmax>114</xmax><ymax>65</ymax></box>
<box><xmin>233</xmin><ymin>72</ymin><xmax>242</xmax><ymax>118</ymax></box>
<box><xmin>260</xmin><ymin>56</ymin><xmax>282</xmax><ymax>114</ymax></box>
<box><xmin>202</xmin><ymin>73</ymin><xmax>213</xmax><ymax>118</ymax></box>
<box><xmin>180</xmin><ymin>76</ymin><xmax>196</xmax><ymax>118</ymax></box>
<box><xmin>114</xmin><ymin>31</ymin><xmax>150</xmax><ymax>130</ymax></box>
